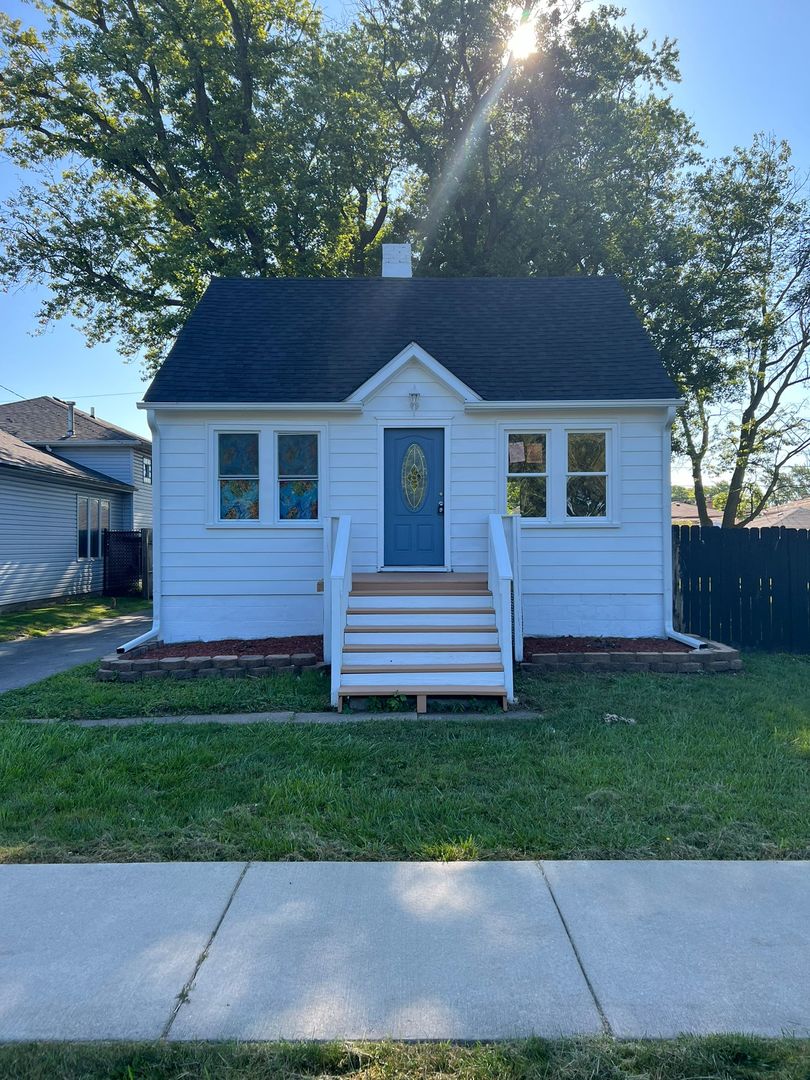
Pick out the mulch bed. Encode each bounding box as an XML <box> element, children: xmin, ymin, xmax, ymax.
<box><xmin>524</xmin><ymin>635</ymin><xmax>691</xmax><ymax>654</ymax></box>
<box><xmin>139</xmin><ymin>635</ymin><xmax>324</xmax><ymax>660</ymax></box>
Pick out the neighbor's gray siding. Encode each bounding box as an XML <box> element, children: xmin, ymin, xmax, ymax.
<box><xmin>132</xmin><ymin>449</ymin><xmax>153</xmax><ymax>528</ymax></box>
<box><xmin>53</xmin><ymin>445</ymin><xmax>135</xmax><ymax>526</ymax></box>
<box><xmin>0</xmin><ymin>471</ymin><xmax>126</xmax><ymax>609</ymax></box>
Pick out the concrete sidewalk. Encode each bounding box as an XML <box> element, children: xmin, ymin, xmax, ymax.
<box><xmin>0</xmin><ymin>860</ymin><xmax>808</xmax><ymax>1042</ymax></box>
<box><xmin>0</xmin><ymin>614</ymin><xmax>152</xmax><ymax>693</ymax></box>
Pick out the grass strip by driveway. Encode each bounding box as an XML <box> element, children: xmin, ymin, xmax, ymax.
<box><xmin>1</xmin><ymin>1036</ymin><xmax>809</xmax><ymax>1080</ymax></box>
<box><xmin>0</xmin><ymin>597</ymin><xmax>150</xmax><ymax>641</ymax></box>
<box><xmin>0</xmin><ymin>654</ymin><xmax>807</xmax><ymax>863</ymax></box>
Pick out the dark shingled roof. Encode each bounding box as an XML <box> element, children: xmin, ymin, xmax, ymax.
<box><xmin>0</xmin><ymin>429</ymin><xmax>133</xmax><ymax>491</ymax></box>
<box><xmin>0</xmin><ymin>396</ymin><xmax>150</xmax><ymax>448</ymax></box>
<box><xmin>143</xmin><ymin>276</ymin><xmax>679</xmax><ymax>404</ymax></box>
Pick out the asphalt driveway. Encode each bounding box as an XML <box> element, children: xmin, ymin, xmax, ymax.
<box><xmin>0</xmin><ymin>614</ymin><xmax>152</xmax><ymax>693</ymax></box>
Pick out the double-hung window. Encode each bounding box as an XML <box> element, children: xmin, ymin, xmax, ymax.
<box><xmin>77</xmin><ymin>496</ymin><xmax>110</xmax><ymax>558</ymax></box>
<box><xmin>218</xmin><ymin>433</ymin><xmax>260</xmax><ymax>520</ymax></box>
<box><xmin>506</xmin><ymin>433</ymin><xmax>547</xmax><ymax>518</ymax></box>
<box><xmin>277</xmin><ymin>433</ymin><xmax>319</xmax><ymax>520</ymax></box>
<box><xmin>566</xmin><ymin>431</ymin><xmax>608</xmax><ymax>518</ymax></box>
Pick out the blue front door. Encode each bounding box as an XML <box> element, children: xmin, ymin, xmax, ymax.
<box><xmin>384</xmin><ymin>428</ymin><xmax>444</xmax><ymax>566</ymax></box>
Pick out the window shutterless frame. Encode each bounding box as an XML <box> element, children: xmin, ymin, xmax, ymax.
<box><xmin>565</xmin><ymin>430</ymin><xmax>609</xmax><ymax>520</ymax></box>
<box><xmin>499</xmin><ymin>422</ymin><xmax>619</xmax><ymax>526</ymax></box>
<box><xmin>504</xmin><ymin>430</ymin><xmax>549</xmax><ymax>521</ymax></box>
<box><xmin>77</xmin><ymin>496</ymin><xmax>111</xmax><ymax>559</ymax></box>
<box><xmin>206</xmin><ymin>424</ymin><xmax>326</xmax><ymax>527</ymax></box>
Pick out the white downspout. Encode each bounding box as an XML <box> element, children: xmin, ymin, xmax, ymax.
<box><xmin>662</xmin><ymin>405</ymin><xmax>703</xmax><ymax>648</ymax></box>
<box><xmin>118</xmin><ymin>408</ymin><xmax>161</xmax><ymax>652</ymax></box>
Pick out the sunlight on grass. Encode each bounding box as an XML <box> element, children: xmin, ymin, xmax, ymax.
<box><xmin>421</xmin><ymin>836</ymin><xmax>482</xmax><ymax>861</ymax></box>
<box><xmin>0</xmin><ymin>597</ymin><xmax>150</xmax><ymax>641</ymax></box>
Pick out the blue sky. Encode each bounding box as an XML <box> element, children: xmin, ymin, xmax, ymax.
<box><xmin>0</xmin><ymin>0</ymin><xmax>807</xmax><ymax>440</ymax></box>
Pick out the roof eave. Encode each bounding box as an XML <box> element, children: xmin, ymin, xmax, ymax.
<box><xmin>465</xmin><ymin>397</ymin><xmax>685</xmax><ymax>411</ymax></box>
<box><xmin>0</xmin><ymin>461</ymin><xmax>135</xmax><ymax>491</ymax></box>
<box><xmin>139</xmin><ymin>400</ymin><xmax>364</xmax><ymax>413</ymax></box>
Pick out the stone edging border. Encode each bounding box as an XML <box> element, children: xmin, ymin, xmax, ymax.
<box><xmin>520</xmin><ymin>638</ymin><xmax>742</xmax><ymax>675</ymax></box>
<box><xmin>98</xmin><ymin>645</ymin><xmax>327</xmax><ymax>682</ymax></box>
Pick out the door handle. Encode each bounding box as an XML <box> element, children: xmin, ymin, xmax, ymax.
<box><xmin>438</xmin><ymin>494</ymin><xmax>444</xmax><ymax>515</ymax></box>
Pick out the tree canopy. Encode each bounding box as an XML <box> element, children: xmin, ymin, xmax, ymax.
<box><xmin>1</xmin><ymin>0</ymin><xmax>807</xmax><ymax>524</ymax></box>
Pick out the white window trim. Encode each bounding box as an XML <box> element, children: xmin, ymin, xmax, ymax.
<box><xmin>206</xmin><ymin>423</ymin><xmax>327</xmax><ymax>529</ymax></box>
<box><xmin>499</xmin><ymin>422</ymin><xmax>621</xmax><ymax>527</ymax></box>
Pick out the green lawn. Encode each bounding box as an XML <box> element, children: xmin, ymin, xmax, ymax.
<box><xmin>0</xmin><ymin>596</ymin><xmax>150</xmax><ymax>641</ymax></box>
<box><xmin>0</xmin><ymin>654</ymin><xmax>807</xmax><ymax>863</ymax></box>
<box><xmin>2</xmin><ymin>1036</ymin><xmax>809</xmax><ymax>1080</ymax></box>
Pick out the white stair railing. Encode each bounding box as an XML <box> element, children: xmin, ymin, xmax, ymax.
<box><xmin>487</xmin><ymin>514</ymin><xmax>515</xmax><ymax>702</ymax></box>
<box><xmin>329</xmin><ymin>515</ymin><xmax>352</xmax><ymax>707</ymax></box>
<box><xmin>502</xmin><ymin>513</ymin><xmax>524</xmax><ymax>662</ymax></box>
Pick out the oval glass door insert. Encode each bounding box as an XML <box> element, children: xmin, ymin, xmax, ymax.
<box><xmin>401</xmin><ymin>443</ymin><xmax>428</xmax><ymax>511</ymax></box>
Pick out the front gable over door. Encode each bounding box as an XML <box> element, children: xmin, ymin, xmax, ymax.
<box><xmin>346</xmin><ymin>343</ymin><xmax>482</xmax><ymax>406</ymax></box>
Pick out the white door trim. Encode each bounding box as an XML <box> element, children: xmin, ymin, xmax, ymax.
<box><xmin>376</xmin><ymin>417</ymin><xmax>452</xmax><ymax>572</ymax></box>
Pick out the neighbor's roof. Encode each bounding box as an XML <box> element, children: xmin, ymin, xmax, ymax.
<box><xmin>0</xmin><ymin>428</ymin><xmax>134</xmax><ymax>491</ymax></box>
<box><xmin>671</xmin><ymin>501</ymin><xmax>722</xmax><ymax>524</ymax></box>
<box><xmin>143</xmin><ymin>276</ymin><xmax>680</xmax><ymax>404</ymax></box>
<box><xmin>745</xmin><ymin>498</ymin><xmax>810</xmax><ymax>530</ymax></box>
<box><xmin>0</xmin><ymin>396</ymin><xmax>150</xmax><ymax>448</ymax></box>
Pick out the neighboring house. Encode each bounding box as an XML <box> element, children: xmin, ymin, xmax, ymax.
<box><xmin>0</xmin><ymin>397</ymin><xmax>152</xmax><ymax>610</ymax></box>
<box><xmin>0</xmin><ymin>428</ymin><xmax>134</xmax><ymax>609</ymax></box>
<box><xmin>672</xmin><ymin>500</ymin><xmax>722</xmax><ymax>525</ymax></box>
<box><xmin>138</xmin><ymin>244</ymin><xmax>686</xmax><ymax>709</ymax></box>
<box><xmin>0</xmin><ymin>397</ymin><xmax>153</xmax><ymax>529</ymax></box>
<box><xmin>746</xmin><ymin>498</ymin><xmax>810</xmax><ymax>530</ymax></box>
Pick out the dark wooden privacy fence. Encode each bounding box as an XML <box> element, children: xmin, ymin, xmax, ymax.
<box><xmin>103</xmin><ymin>529</ymin><xmax>153</xmax><ymax>598</ymax></box>
<box><xmin>673</xmin><ymin>525</ymin><xmax>810</xmax><ymax>651</ymax></box>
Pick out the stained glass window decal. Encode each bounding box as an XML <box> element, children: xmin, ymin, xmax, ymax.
<box><xmin>278</xmin><ymin>433</ymin><xmax>318</xmax><ymax>478</ymax></box>
<box><xmin>218</xmin><ymin>433</ymin><xmax>259</xmax><ymax>477</ymax></box>
<box><xmin>278</xmin><ymin>432</ymin><xmax>319</xmax><ymax>520</ymax></box>
<box><xmin>279</xmin><ymin>479</ymin><xmax>318</xmax><ymax>520</ymax></box>
<box><xmin>401</xmin><ymin>443</ymin><xmax>427</xmax><ymax>511</ymax></box>
<box><xmin>220</xmin><ymin>479</ymin><xmax>260</xmax><ymax>520</ymax></box>
<box><xmin>217</xmin><ymin>432</ymin><xmax>259</xmax><ymax>519</ymax></box>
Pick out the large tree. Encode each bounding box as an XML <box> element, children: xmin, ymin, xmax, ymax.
<box><xmin>0</xmin><ymin>0</ymin><xmax>399</xmax><ymax>366</ymax></box>
<box><xmin>649</xmin><ymin>137</ymin><xmax>810</xmax><ymax>526</ymax></box>
<box><xmin>1</xmin><ymin>0</ymin><xmax>699</xmax><ymax>371</ymax></box>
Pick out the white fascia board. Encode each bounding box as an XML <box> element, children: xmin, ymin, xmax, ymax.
<box><xmin>346</xmin><ymin>342</ymin><xmax>482</xmax><ymax>404</ymax></box>
<box><xmin>138</xmin><ymin>401</ymin><xmax>363</xmax><ymax>413</ymax></box>
<box><xmin>465</xmin><ymin>398</ymin><xmax>685</xmax><ymax>412</ymax></box>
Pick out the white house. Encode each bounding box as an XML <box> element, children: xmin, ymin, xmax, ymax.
<box><xmin>133</xmin><ymin>245</ymin><xmax>686</xmax><ymax>711</ymax></box>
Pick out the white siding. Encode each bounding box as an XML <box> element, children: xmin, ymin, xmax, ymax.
<box><xmin>0</xmin><ymin>472</ymin><xmax>127</xmax><ymax>608</ymax></box>
<box><xmin>154</xmin><ymin>363</ymin><xmax>669</xmax><ymax>643</ymax></box>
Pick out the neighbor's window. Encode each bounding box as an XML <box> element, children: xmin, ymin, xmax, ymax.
<box><xmin>277</xmin><ymin>433</ymin><xmax>319</xmax><ymax>520</ymax></box>
<box><xmin>77</xmin><ymin>497</ymin><xmax>111</xmax><ymax>558</ymax></box>
<box><xmin>566</xmin><ymin>431</ymin><xmax>608</xmax><ymax>518</ymax></box>
<box><xmin>506</xmin><ymin>433</ymin><xmax>547</xmax><ymax>517</ymax></box>
<box><xmin>78</xmin><ymin>497</ymin><xmax>88</xmax><ymax>558</ymax></box>
<box><xmin>218</xmin><ymin>433</ymin><xmax>259</xmax><ymax>520</ymax></box>
<box><xmin>143</xmin><ymin>457</ymin><xmax>152</xmax><ymax>484</ymax></box>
